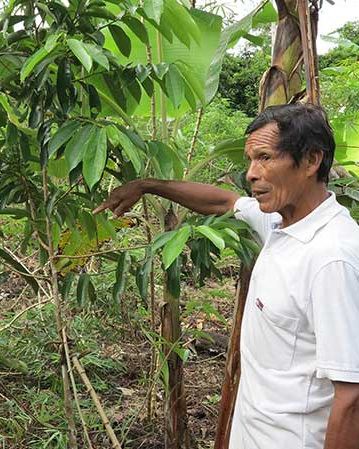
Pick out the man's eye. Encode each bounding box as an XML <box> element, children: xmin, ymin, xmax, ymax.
<box><xmin>259</xmin><ymin>154</ymin><xmax>270</xmax><ymax>161</ymax></box>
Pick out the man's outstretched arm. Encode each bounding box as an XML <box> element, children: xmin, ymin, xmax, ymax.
<box><xmin>93</xmin><ymin>179</ymin><xmax>240</xmax><ymax>217</ymax></box>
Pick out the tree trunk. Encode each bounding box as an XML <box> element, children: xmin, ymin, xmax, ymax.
<box><xmin>161</xmin><ymin>206</ymin><xmax>190</xmax><ymax>449</ymax></box>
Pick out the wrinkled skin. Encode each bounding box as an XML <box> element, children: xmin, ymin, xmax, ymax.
<box><xmin>93</xmin><ymin>181</ymin><xmax>143</xmax><ymax>217</ymax></box>
<box><xmin>245</xmin><ymin>122</ymin><xmax>328</xmax><ymax>227</ymax></box>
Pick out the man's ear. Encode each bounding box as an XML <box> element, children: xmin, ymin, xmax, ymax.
<box><xmin>306</xmin><ymin>150</ymin><xmax>324</xmax><ymax>177</ymax></box>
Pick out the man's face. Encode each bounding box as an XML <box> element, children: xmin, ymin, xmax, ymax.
<box><xmin>245</xmin><ymin>122</ymin><xmax>311</xmax><ymax>220</ymax></box>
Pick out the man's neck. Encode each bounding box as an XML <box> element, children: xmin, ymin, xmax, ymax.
<box><xmin>281</xmin><ymin>183</ymin><xmax>330</xmax><ymax>228</ymax></box>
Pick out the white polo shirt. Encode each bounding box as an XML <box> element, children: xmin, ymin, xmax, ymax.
<box><xmin>230</xmin><ymin>193</ymin><xmax>359</xmax><ymax>449</ymax></box>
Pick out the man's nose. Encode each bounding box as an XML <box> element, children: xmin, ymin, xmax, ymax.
<box><xmin>246</xmin><ymin>160</ymin><xmax>261</xmax><ymax>183</ymax></box>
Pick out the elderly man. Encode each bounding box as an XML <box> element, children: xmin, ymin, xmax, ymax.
<box><xmin>94</xmin><ymin>104</ymin><xmax>359</xmax><ymax>449</ymax></box>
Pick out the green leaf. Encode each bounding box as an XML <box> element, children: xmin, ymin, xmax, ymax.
<box><xmin>177</xmin><ymin>62</ymin><xmax>206</xmax><ymax>106</ymax></box>
<box><xmin>151</xmin><ymin>230</ymin><xmax>176</xmax><ymax>254</ymax></box>
<box><xmin>84</xmin><ymin>6</ymin><xmax>116</xmax><ymax>20</ymax></box>
<box><xmin>20</xmin><ymin>35</ymin><xmax>59</xmax><ymax>81</ymax></box>
<box><xmin>0</xmin><ymin>208</ymin><xmax>29</xmax><ymax>219</ymax></box>
<box><xmin>344</xmin><ymin>187</ymin><xmax>359</xmax><ymax>202</ymax></box>
<box><xmin>29</xmin><ymin>102</ymin><xmax>43</xmax><ymax>129</ymax></box>
<box><xmin>106</xmin><ymin>125</ymin><xmax>143</xmax><ymax>174</ymax></box>
<box><xmin>252</xmin><ymin>2</ymin><xmax>277</xmax><ymax>27</ymax></box>
<box><xmin>165</xmin><ymin>64</ymin><xmax>184</xmax><ymax>109</ymax></box>
<box><xmin>88</xmin><ymin>84</ymin><xmax>102</xmax><ymax>114</ymax></box>
<box><xmin>48</xmin><ymin>121</ymin><xmax>81</xmax><ymax>158</ymax></box>
<box><xmin>210</xmin><ymin>138</ymin><xmax>246</xmax><ymax>165</ymax></box>
<box><xmin>76</xmin><ymin>273</ymin><xmax>96</xmax><ymax>306</ymax></box>
<box><xmin>136</xmin><ymin>63</ymin><xmax>152</xmax><ymax>82</ymax></box>
<box><xmin>241</xmin><ymin>32</ymin><xmax>263</xmax><ymax>46</ymax></box>
<box><xmin>166</xmin><ymin>255</ymin><xmax>181</xmax><ymax>298</ymax></box>
<box><xmin>78</xmin><ymin>210</ymin><xmax>96</xmax><ymax>240</ymax></box>
<box><xmin>126</xmin><ymin>79</ymin><xmax>142</xmax><ymax>104</ymax></box>
<box><xmin>67</xmin><ymin>38</ymin><xmax>93</xmax><ymax>72</ymax></box>
<box><xmin>321</xmin><ymin>34</ymin><xmax>359</xmax><ymax>50</ymax></box>
<box><xmin>84</xmin><ymin>43</ymin><xmax>109</xmax><ymax>70</ymax></box>
<box><xmin>60</xmin><ymin>272</ymin><xmax>75</xmax><ymax>301</ymax></box>
<box><xmin>45</xmin><ymin>33</ymin><xmax>62</xmax><ymax>52</ymax></box>
<box><xmin>147</xmin><ymin>141</ymin><xmax>173</xmax><ymax>179</ymax></box>
<box><xmin>82</xmin><ymin>127</ymin><xmax>107</xmax><ymax>190</ymax></box>
<box><xmin>95</xmin><ymin>213</ymin><xmax>117</xmax><ymax>240</ymax></box>
<box><xmin>196</xmin><ymin>225</ymin><xmax>225</xmax><ymax>251</ymax></box>
<box><xmin>158</xmin><ymin>351</ymin><xmax>169</xmax><ymax>388</ymax></box>
<box><xmin>109</xmin><ymin>25</ymin><xmax>131</xmax><ymax>58</ymax></box>
<box><xmin>203</xmin><ymin>302</ymin><xmax>227</xmax><ymax>325</ymax></box>
<box><xmin>122</xmin><ymin>16</ymin><xmax>149</xmax><ymax>44</ymax></box>
<box><xmin>143</xmin><ymin>0</ymin><xmax>163</xmax><ymax>23</ymax></box>
<box><xmin>136</xmin><ymin>248</ymin><xmax>152</xmax><ymax>302</ymax></box>
<box><xmin>322</xmin><ymin>66</ymin><xmax>346</xmax><ymax>76</ymax></box>
<box><xmin>162</xmin><ymin>225</ymin><xmax>191</xmax><ymax>269</ymax></box>
<box><xmin>147</xmin><ymin>141</ymin><xmax>180</xmax><ymax>178</ymax></box>
<box><xmin>0</xmin><ymin>248</ymin><xmax>39</xmax><ymax>293</ymax></box>
<box><xmin>164</xmin><ymin>0</ymin><xmax>201</xmax><ymax>47</ymax></box>
<box><xmin>333</xmin><ymin>118</ymin><xmax>359</xmax><ymax>176</ymax></box>
<box><xmin>152</xmin><ymin>63</ymin><xmax>169</xmax><ymax>80</ymax></box>
<box><xmin>0</xmin><ymin>93</ymin><xmax>22</xmax><ymax>128</ymax></box>
<box><xmin>113</xmin><ymin>252</ymin><xmax>131</xmax><ymax>302</ymax></box>
<box><xmin>65</xmin><ymin>124</ymin><xmax>94</xmax><ymax>171</ymax></box>
<box><xmin>57</xmin><ymin>57</ymin><xmax>72</xmax><ymax>113</ymax></box>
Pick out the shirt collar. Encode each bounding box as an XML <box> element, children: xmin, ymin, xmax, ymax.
<box><xmin>275</xmin><ymin>192</ymin><xmax>345</xmax><ymax>243</ymax></box>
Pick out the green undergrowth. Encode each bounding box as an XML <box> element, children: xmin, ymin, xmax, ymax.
<box><xmin>0</xmin><ymin>265</ymin><xmax>235</xmax><ymax>448</ymax></box>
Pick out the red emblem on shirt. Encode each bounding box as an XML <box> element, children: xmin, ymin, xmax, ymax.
<box><xmin>256</xmin><ymin>298</ymin><xmax>264</xmax><ymax>311</ymax></box>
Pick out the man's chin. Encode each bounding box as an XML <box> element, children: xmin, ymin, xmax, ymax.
<box><xmin>257</xmin><ymin>202</ymin><xmax>276</xmax><ymax>214</ymax></box>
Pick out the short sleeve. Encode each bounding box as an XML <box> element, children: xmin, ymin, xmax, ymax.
<box><xmin>233</xmin><ymin>197</ymin><xmax>281</xmax><ymax>245</ymax></box>
<box><xmin>311</xmin><ymin>261</ymin><xmax>359</xmax><ymax>382</ymax></box>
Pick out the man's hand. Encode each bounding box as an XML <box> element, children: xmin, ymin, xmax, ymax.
<box><xmin>93</xmin><ymin>180</ymin><xmax>143</xmax><ymax>217</ymax></box>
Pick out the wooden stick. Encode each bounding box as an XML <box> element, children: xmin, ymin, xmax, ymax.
<box><xmin>62</xmin><ymin>330</ymin><xmax>94</xmax><ymax>449</ymax></box>
<box><xmin>54</xmin><ymin>245</ymin><xmax>148</xmax><ymax>260</ymax></box>
<box><xmin>72</xmin><ymin>356</ymin><xmax>122</xmax><ymax>449</ymax></box>
<box><xmin>0</xmin><ymin>298</ymin><xmax>51</xmax><ymax>332</ymax></box>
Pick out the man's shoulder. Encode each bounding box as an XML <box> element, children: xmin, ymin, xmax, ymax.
<box><xmin>313</xmin><ymin>209</ymin><xmax>359</xmax><ymax>268</ymax></box>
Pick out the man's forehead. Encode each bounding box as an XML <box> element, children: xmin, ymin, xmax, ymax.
<box><xmin>245</xmin><ymin>122</ymin><xmax>280</xmax><ymax>153</ymax></box>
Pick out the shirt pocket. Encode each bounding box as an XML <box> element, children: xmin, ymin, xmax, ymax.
<box><xmin>247</xmin><ymin>300</ymin><xmax>300</xmax><ymax>371</ymax></box>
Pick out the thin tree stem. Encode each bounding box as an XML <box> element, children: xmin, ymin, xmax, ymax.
<box><xmin>145</xmin><ymin>41</ymin><xmax>157</xmax><ymax>140</ymax></box>
<box><xmin>157</xmin><ymin>31</ymin><xmax>168</xmax><ymax>143</ymax></box>
<box><xmin>142</xmin><ymin>197</ymin><xmax>158</xmax><ymax>419</ymax></box>
<box><xmin>42</xmin><ymin>167</ymin><xmax>78</xmax><ymax>449</ymax></box>
<box><xmin>184</xmin><ymin>107</ymin><xmax>203</xmax><ymax>177</ymax></box>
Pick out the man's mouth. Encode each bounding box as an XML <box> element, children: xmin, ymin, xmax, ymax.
<box><xmin>252</xmin><ymin>190</ymin><xmax>269</xmax><ymax>199</ymax></box>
